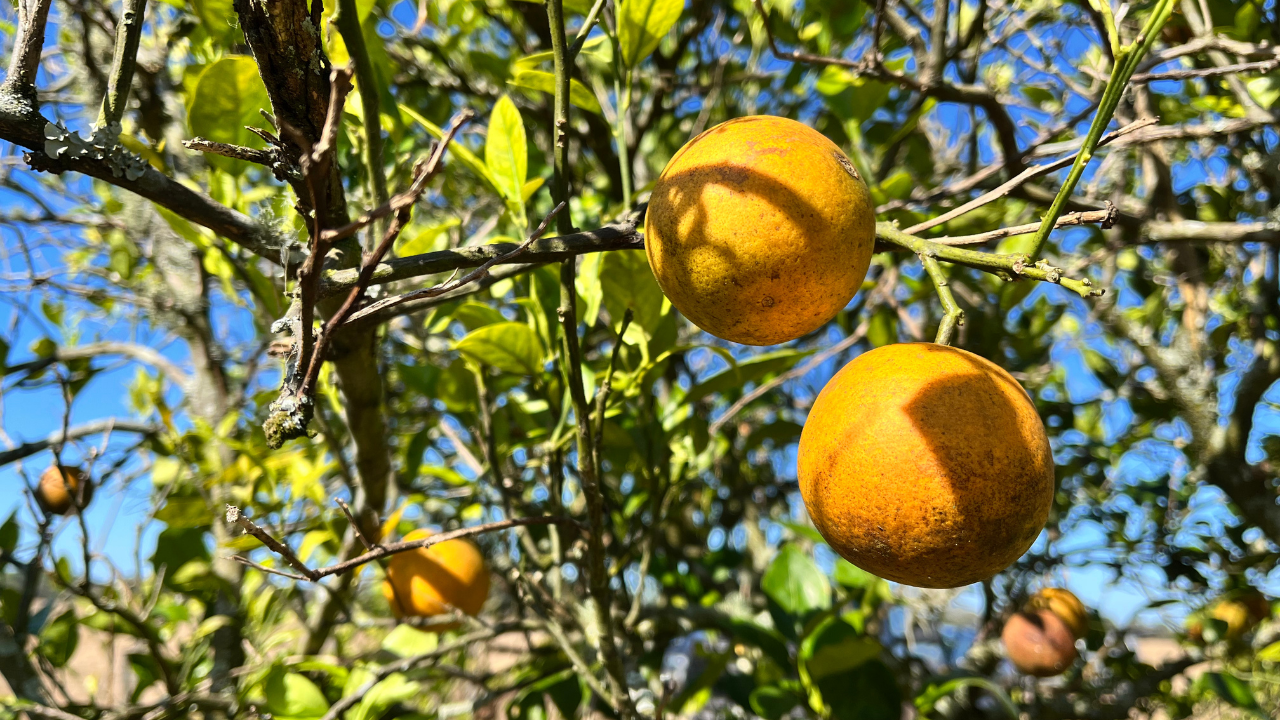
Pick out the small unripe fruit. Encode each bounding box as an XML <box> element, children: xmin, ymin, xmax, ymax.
<box><xmin>382</xmin><ymin>529</ymin><xmax>490</xmax><ymax>619</ymax></box>
<box><xmin>1002</xmin><ymin>609</ymin><xmax>1078</xmax><ymax>677</ymax></box>
<box><xmin>37</xmin><ymin>465</ymin><xmax>93</xmax><ymax>516</ymax></box>
<box><xmin>1028</xmin><ymin>587</ymin><xmax>1088</xmax><ymax>640</ymax></box>
<box><xmin>798</xmin><ymin>344</ymin><xmax>1055</xmax><ymax>588</ymax></box>
<box><xmin>645</xmin><ymin>115</ymin><xmax>876</xmax><ymax>346</ymax></box>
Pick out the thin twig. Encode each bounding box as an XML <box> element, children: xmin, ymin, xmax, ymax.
<box><xmin>298</xmin><ymin>110</ymin><xmax>475</xmax><ymax>398</ymax></box>
<box><xmin>182</xmin><ymin>138</ymin><xmax>274</xmax><ymax>166</ymax></box>
<box><xmin>340</xmin><ymin>202</ymin><xmax>566</xmax><ymax>326</ymax></box>
<box><xmin>225</xmin><ymin>505</ymin><xmax>320</xmax><ymax>581</ymax></box>
<box><xmin>226</xmin><ymin>509</ymin><xmax>580</xmax><ymax>581</ymax></box>
<box><xmin>1131</xmin><ymin>58</ymin><xmax>1280</xmax><ymax>82</ymax></box>
<box><xmin>336</xmin><ymin>498</ymin><xmax>379</xmax><ymax>551</ymax></box>
<box><xmin>905</xmin><ymin>118</ymin><xmax>1156</xmax><ymax>236</ymax></box>
<box><xmin>933</xmin><ymin>206</ymin><xmax>1117</xmax><ymax>246</ymax></box>
<box><xmin>709</xmin><ymin>316</ymin><xmax>872</xmax><ymax>437</ymax></box>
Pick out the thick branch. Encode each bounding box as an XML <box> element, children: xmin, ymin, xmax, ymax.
<box><xmin>319</xmin><ymin>220</ymin><xmax>641</xmax><ymax>296</ymax></box>
<box><xmin>98</xmin><ymin>0</ymin><xmax>149</xmax><ymax>129</ymax></box>
<box><xmin>1</xmin><ymin>0</ymin><xmax>53</xmax><ymax>103</ymax></box>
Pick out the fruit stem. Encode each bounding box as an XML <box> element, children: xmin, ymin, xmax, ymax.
<box><xmin>920</xmin><ymin>254</ymin><xmax>963</xmax><ymax>345</ymax></box>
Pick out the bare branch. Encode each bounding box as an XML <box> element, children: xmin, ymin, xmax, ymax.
<box><xmin>225</xmin><ymin>507</ymin><xmax>581</xmax><ymax>581</ymax></box>
<box><xmin>3</xmin><ymin>341</ymin><xmax>192</xmax><ymax>387</ymax></box>
<box><xmin>0</xmin><ymin>419</ymin><xmax>158</xmax><ymax>467</ymax></box>
<box><xmin>1</xmin><ymin>0</ymin><xmax>54</xmax><ymax>102</ymax></box>
<box><xmin>182</xmin><ymin>138</ymin><xmax>275</xmax><ymax>166</ymax></box>
<box><xmin>97</xmin><ymin>0</ymin><xmax>149</xmax><ymax>129</ymax></box>
<box><xmin>934</xmin><ymin>207</ymin><xmax>1118</xmax><ymax>246</ymax></box>
<box><xmin>225</xmin><ymin>505</ymin><xmax>321</xmax><ymax>581</ymax></box>
<box><xmin>340</xmin><ymin>202</ymin><xmax>567</xmax><ymax>327</ymax></box>
<box><xmin>905</xmin><ymin>118</ymin><xmax>1157</xmax><ymax>236</ymax></box>
<box><xmin>1131</xmin><ymin>58</ymin><xmax>1280</xmax><ymax>83</ymax></box>
<box><xmin>320</xmin><ymin>219</ymin><xmax>641</xmax><ymax>297</ymax></box>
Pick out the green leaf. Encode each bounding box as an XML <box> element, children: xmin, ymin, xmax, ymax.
<box><xmin>264</xmin><ymin>667</ymin><xmax>331</xmax><ymax>720</ymax></box>
<box><xmin>1259</xmin><ymin>641</ymin><xmax>1280</xmax><ymax>663</ymax></box>
<box><xmin>187</xmin><ymin>57</ymin><xmax>271</xmax><ymax>175</ymax></box>
<box><xmin>618</xmin><ymin>0</ymin><xmax>683</xmax><ymax>69</ymax></box>
<box><xmin>685</xmin><ymin>349</ymin><xmax>810</xmax><ymax>404</ymax></box>
<box><xmin>0</xmin><ymin>511</ymin><xmax>17</xmax><ymax>554</ymax></box>
<box><xmin>800</xmin><ymin>620</ymin><xmax>880</xmax><ymax>680</ymax></box>
<box><xmin>190</xmin><ymin>0</ymin><xmax>241</xmax><ymax>47</ymax></box>
<box><xmin>750</xmin><ymin>686</ymin><xmax>801</xmax><ymax>720</ymax></box>
<box><xmin>834</xmin><ymin>559</ymin><xmax>877</xmax><ymax>588</ymax></box>
<box><xmin>813</xmin><ymin>659</ymin><xmax>901</xmax><ymax>720</ymax></box>
<box><xmin>1246</xmin><ymin>73</ymin><xmax>1280</xmax><ymax>109</ymax></box>
<box><xmin>396</xmin><ymin>219</ymin><xmax>460</xmax><ymax>257</ymax></box>
<box><xmin>451</xmin><ymin>302</ymin><xmax>509</xmax><ymax>331</ymax></box>
<box><xmin>485</xmin><ymin>95</ymin><xmax>528</xmax><ymax>206</ymax></box>
<box><xmin>508</xmin><ymin>70</ymin><xmax>603</xmax><ymax>114</ymax></box>
<box><xmin>348</xmin><ymin>673</ymin><xmax>419</xmax><ymax>720</ymax></box>
<box><xmin>779</xmin><ymin>520</ymin><xmax>825</xmax><ymax>544</ymax></box>
<box><xmin>37</xmin><ymin>609</ymin><xmax>78</xmax><ymax>668</ymax></box>
<box><xmin>400</xmin><ymin>105</ymin><xmax>505</xmax><ymax>198</ymax></box>
<box><xmin>1200</xmin><ymin>671</ymin><xmax>1260</xmax><ymax>711</ymax></box>
<box><xmin>454</xmin><ymin>322</ymin><xmax>544</xmax><ymax>375</ymax></box>
<box><xmin>762</xmin><ymin>544</ymin><xmax>831</xmax><ymax>617</ymax></box>
<box><xmin>599</xmin><ymin>249</ymin><xmax>665</xmax><ymax>336</ymax></box>
<box><xmin>382</xmin><ymin>624</ymin><xmax>439</xmax><ymax>658</ymax></box>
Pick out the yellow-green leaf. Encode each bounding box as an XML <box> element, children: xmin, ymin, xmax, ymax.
<box><xmin>400</xmin><ymin>104</ymin><xmax>504</xmax><ymax>198</ymax></box>
<box><xmin>508</xmin><ymin>70</ymin><xmax>603</xmax><ymax>114</ymax></box>
<box><xmin>485</xmin><ymin>95</ymin><xmax>528</xmax><ymax>205</ymax></box>
<box><xmin>618</xmin><ymin>0</ymin><xmax>683</xmax><ymax>69</ymax></box>
<box><xmin>187</xmin><ymin>57</ymin><xmax>271</xmax><ymax>175</ymax></box>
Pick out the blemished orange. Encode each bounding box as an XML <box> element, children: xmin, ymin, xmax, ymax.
<box><xmin>797</xmin><ymin>343</ymin><xmax>1055</xmax><ymax>588</ymax></box>
<box><xmin>644</xmin><ymin>115</ymin><xmax>876</xmax><ymax>346</ymax></box>
<box><xmin>382</xmin><ymin>530</ymin><xmax>491</xmax><ymax>618</ymax></box>
<box><xmin>1028</xmin><ymin>587</ymin><xmax>1088</xmax><ymax>639</ymax></box>
<box><xmin>37</xmin><ymin>465</ymin><xmax>93</xmax><ymax>516</ymax></box>
<box><xmin>1002</xmin><ymin>609</ymin><xmax>1078</xmax><ymax>677</ymax></box>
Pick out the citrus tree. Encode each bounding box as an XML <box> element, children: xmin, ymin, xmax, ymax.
<box><xmin>1</xmin><ymin>0</ymin><xmax>1279</xmax><ymax>718</ymax></box>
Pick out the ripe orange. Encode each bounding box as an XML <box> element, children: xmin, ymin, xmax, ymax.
<box><xmin>644</xmin><ymin>115</ymin><xmax>876</xmax><ymax>346</ymax></box>
<box><xmin>1002</xmin><ymin>609</ymin><xmax>1078</xmax><ymax>677</ymax></box>
<box><xmin>382</xmin><ymin>529</ymin><xmax>490</xmax><ymax>618</ymax></box>
<box><xmin>797</xmin><ymin>343</ymin><xmax>1055</xmax><ymax>588</ymax></box>
<box><xmin>37</xmin><ymin>465</ymin><xmax>93</xmax><ymax>516</ymax></box>
<box><xmin>1028</xmin><ymin>587</ymin><xmax>1089</xmax><ymax>639</ymax></box>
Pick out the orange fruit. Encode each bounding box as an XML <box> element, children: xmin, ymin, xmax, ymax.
<box><xmin>1002</xmin><ymin>609</ymin><xmax>1078</xmax><ymax>677</ymax></box>
<box><xmin>644</xmin><ymin>115</ymin><xmax>875</xmax><ymax>346</ymax></box>
<box><xmin>797</xmin><ymin>343</ymin><xmax>1055</xmax><ymax>588</ymax></box>
<box><xmin>37</xmin><ymin>465</ymin><xmax>93</xmax><ymax>516</ymax></box>
<box><xmin>1028</xmin><ymin>588</ymin><xmax>1089</xmax><ymax>640</ymax></box>
<box><xmin>382</xmin><ymin>529</ymin><xmax>490</xmax><ymax>618</ymax></box>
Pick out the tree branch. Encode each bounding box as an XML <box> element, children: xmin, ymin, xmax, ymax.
<box><xmin>97</xmin><ymin>0</ymin><xmax>148</xmax><ymax>130</ymax></box>
<box><xmin>318</xmin><ymin>220</ymin><xmax>642</xmax><ymax>297</ymax></box>
<box><xmin>1</xmin><ymin>0</ymin><xmax>54</xmax><ymax>103</ymax></box>
<box><xmin>226</xmin><ymin>508</ymin><xmax>580</xmax><ymax>580</ymax></box>
<box><xmin>4</xmin><ymin>341</ymin><xmax>192</xmax><ymax>387</ymax></box>
<box><xmin>0</xmin><ymin>419</ymin><xmax>158</xmax><ymax>467</ymax></box>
